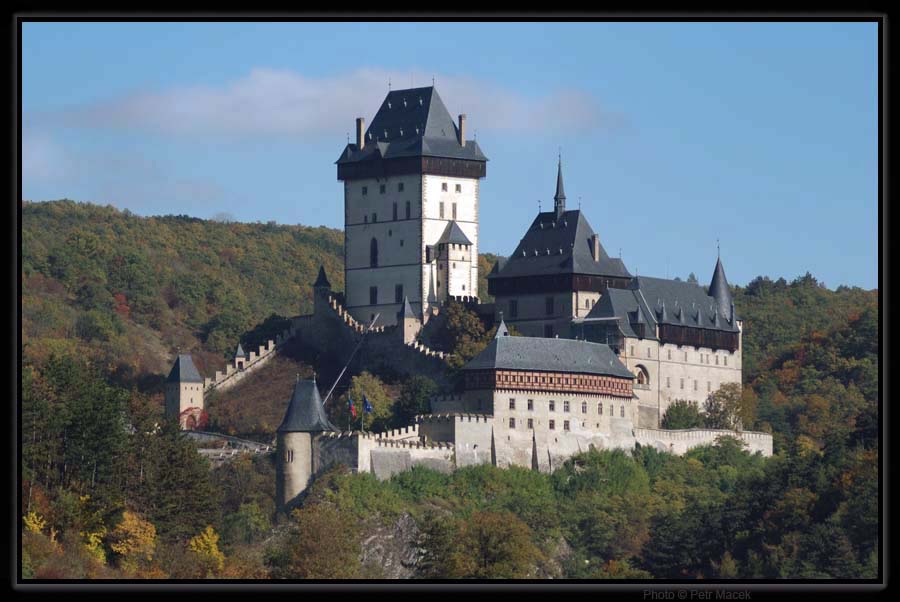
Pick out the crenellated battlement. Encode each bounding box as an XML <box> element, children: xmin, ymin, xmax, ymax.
<box><xmin>415</xmin><ymin>413</ymin><xmax>493</xmax><ymax>424</ymax></box>
<box><xmin>204</xmin><ymin>324</ymin><xmax>297</xmax><ymax>394</ymax></box>
<box><xmin>406</xmin><ymin>339</ymin><xmax>449</xmax><ymax>360</ymax></box>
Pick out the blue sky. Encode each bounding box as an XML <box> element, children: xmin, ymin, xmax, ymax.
<box><xmin>22</xmin><ymin>21</ymin><xmax>879</xmax><ymax>289</ymax></box>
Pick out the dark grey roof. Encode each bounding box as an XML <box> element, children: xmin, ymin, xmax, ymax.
<box><xmin>437</xmin><ymin>220</ymin><xmax>473</xmax><ymax>246</ymax></box>
<box><xmin>494</xmin><ymin>317</ymin><xmax>510</xmax><ymax>338</ymax></box>
<box><xmin>400</xmin><ymin>296</ymin><xmax>416</xmax><ymax>320</ymax></box>
<box><xmin>581</xmin><ymin>275</ymin><xmax>740</xmax><ymax>339</ymax></box>
<box><xmin>313</xmin><ymin>265</ymin><xmax>331</xmax><ymax>288</ymax></box>
<box><xmin>554</xmin><ymin>158</ymin><xmax>566</xmax><ymax>214</ymax></box>
<box><xmin>277</xmin><ymin>378</ymin><xmax>337</xmax><ymax>433</ymax></box>
<box><xmin>488</xmin><ymin>210</ymin><xmax>631</xmax><ymax>280</ymax></box>
<box><xmin>463</xmin><ymin>335</ymin><xmax>634</xmax><ymax>379</ymax></box>
<box><xmin>166</xmin><ymin>354</ymin><xmax>203</xmax><ymax>383</ymax></box>
<box><xmin>336</xmin><ymin>87</ymin><xmax>488</xmax><ymax>165</ymax></box>
<box><xmin>235</xmin><ymin>343</ymin><xmax>246</xmax><ymax>358</ymax></box>
<box><xmin>708</xmin><ymin>257</ymin><xmax>734</xmax><ymax>319</ymax></box>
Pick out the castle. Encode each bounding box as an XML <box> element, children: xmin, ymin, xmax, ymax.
<box><xmin>162</xmin><ymin>85</ymin><xmax>772</xmax><ymax>512</ymax></box>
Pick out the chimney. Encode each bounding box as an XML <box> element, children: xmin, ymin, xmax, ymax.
<box><xmin>356</xmin><ymin>117</ymin><xmax>365</xmax><ymax>150</ymax></box>
<box><xmin>458</xmin><ymin>114</ymin><xmax>466</xmax><ymax>147</ymax></box>
<box><xmin>591</xmin><ymin>234</ymin><xmax>600</xmax><ymax>261</ymax></box>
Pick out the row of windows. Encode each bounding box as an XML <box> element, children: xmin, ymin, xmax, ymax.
<box><xmin>369</xmin><ymin>284</ymin><xmax>406</xmax><ymax>305</ymax></box>
<box><xmin>360</xmin><ymin>182</ymin><xmax>464</xmax><ymax>195</ymax></box>
<box><xmin>508</xmin><ymin>398</ymin><xmax>626</xmax><ymax>416</ymax></box>
<box><xmin>438</xmin><ymin>202</ymin><xmax>458</xmax><ymax>220</ymax></box>
<box><xmin>508</xmin><ymin>408</ymin><xmax>626</xmax><ymax>430</ymax></box>
<box><xmin>363</xmin><ymin>201</ymin><xmax>413</xmax><ymax>225</ymax></box>
<box><xmin>664</xmin><ymin>348</ymin><xmax>731</xmax><ymax>365</ymax></box>
<box><xmin>663</xmin><ymin>377</ymin><xmax>716</xmax><ymax>392</ymax></box>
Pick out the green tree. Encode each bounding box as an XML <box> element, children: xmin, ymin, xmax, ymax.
<box><xmin>703</xmin><ymin>383</ymin><xmax>747</xmax><ymax>430</ymax></box>
<box><xmin>270</xmin><ymin>504</ymin><xmax>361</xmax><ymax>579</ymax></box>
<box><xmin>393</xmin><ymin>375</ymin><xmax>438</xmax><ymax>426</ymax></box>
<box><xmin>661</xmin><ymin>399</ymin><xmax>705</xmax><ymax>429</ymax></box>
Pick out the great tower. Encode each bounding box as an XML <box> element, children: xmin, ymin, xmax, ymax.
<box><xmin>336</xmin><ymin>86</ymin><xmax>488</xmax><ymax>326</ymax></box>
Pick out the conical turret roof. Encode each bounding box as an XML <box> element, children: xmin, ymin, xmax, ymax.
<box><xmin>708</xmin><ymin>256</ymin><xmax>733</xmax><ymax>317</ymax></box>
<box><xmin>313</xmin><ymin>265</ymin><xmax>331</xmax><ymax>288</ymax></box>
<box><xmin>277</xmin><ymin>378</ymin><xmax>337</xmax><ymax>433</ymax></box>
<box><xmin>235</xmin><ymin>343</ymin><xmax>246</xmax><ymax>358</ymax></box>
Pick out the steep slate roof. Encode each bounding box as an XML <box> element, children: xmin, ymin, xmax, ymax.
<box><xmin>708</xmin><ymin>257</ymin><xmax>734</xmax><ymax>319</ymax></box>
<box><xmin>463</xmin><ymin>335</ymin><xmax>634</xmax><ymax>379</ymax></box>
<box><xmin>488</xmin><ymin>210</ymin><xmax>632</xmax><ymax>280</ymax></box>
<box><xmin>437</xmin><ymin>220</ymin><xmax>473</xmax><ymax>246</ymax></box>
<box><xmin>335</xmin><ymin>86</ymin><xmax>488</xmax><ymax>165</ymax></box>
<box><xmin>166</xmin><ymin>354</ymin><xmax>203</xmax><ymax>383</ymax></box>
<box><xmin>313</xmin><ymin>265</ymin><xmax>331</xmax><ymax>288</ymax></box>
<box><xmin>277</xmin><ymin>378</ymin><xmax>337</xmax><ymax>433</ymax></box>
<box><xmin>580</xmin><ymin>275</ymin><xmax>740</xmax><ymax>339</ymax></box>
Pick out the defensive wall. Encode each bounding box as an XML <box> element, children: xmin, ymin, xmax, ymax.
<box><xmin>634</xmin><ymin>427</ymin><xmax>773</xmax><ymax>456</ymax></box>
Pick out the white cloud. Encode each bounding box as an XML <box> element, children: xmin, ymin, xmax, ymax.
<box><xmin>39</xmin><ymin>68</ymin><xmax>624</xmax><ymax>138</ymax></box>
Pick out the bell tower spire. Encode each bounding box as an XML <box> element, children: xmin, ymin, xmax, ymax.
<box><xmin>554</xmin><ymin>153</ymin><xmax>566</xmax><ymax>219</ymax></box>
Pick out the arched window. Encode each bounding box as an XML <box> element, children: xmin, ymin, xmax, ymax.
<box><xmin>370</xmin><ymin>238</ymin><xmax>378</xmax><ymax>267</ymax></box>
<box><xmin>635</xmin><ymin>364</ymin><xmax>650</xmax><ymax>386</ymax></box>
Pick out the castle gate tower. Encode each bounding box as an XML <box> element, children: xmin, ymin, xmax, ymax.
<box><xmin>164</xmin><ymin>354</ymin><xmax>205</xmax><ymax>430</ymax></box>
<box><xmin>336</xmin><ymin>86</ymin><xmax>488</xmax><ymax>326</ymax></box>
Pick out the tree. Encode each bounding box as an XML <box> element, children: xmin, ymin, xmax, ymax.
<box><xmin>222</xmin><ymin>502</ymin><xmax>271</xmax><ymax>546</ymax></box>
<box><xmin>703</xmin><ymin>383</ymin><xmax>747</xmax><ymax>430</ymax></box>
<box><xmin>661</xmin><ymin>399</ymin><xmax>705</xmax><ymax>429</ymax></box>
<box><xmin>108</xmin><ymin>511</ymin><xmax>157</xmax><ymax>571</ymax></box>
<box><xmin>270</xmin><ymin>504</ymin><xmax>361</xmax><ymax>579</ymax></box>
<box><xmin>687</xmin><ymin>272</ymin><xmax>699</xmax><ymax>285</ymax></box>
<box><xmin>188</xmin><ymin>525</ymin><xmax>226</xmax><ymax>577</ymax></box>
<box><xmin>333</xmin><ymin>371</ymin><xmax>392</xmax><ymax>432</ymax></box>
<box><xmin>393</xmin><ymin>375</ymin><xmax>437</xmax><ymax>426</ymax></box>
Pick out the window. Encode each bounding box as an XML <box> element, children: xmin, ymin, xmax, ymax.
<box><xmin>598</xmin><ymin>403</ymin><xmax>603</xmax><ymax>415</ymax></box>
<box><xmin>527</xmin><ymin>399</ymin><xmax>534</xmax><ymax>411</ymax></box>
<box><xmin>563</xmin><ymin>420</ymin><xmax>570</xmax><ymax>431</ymax></box>
<box><xmin>680</xmin><ymin>378</ymin><xmax>684</xmax><ymax>390</ymax></box>
<box><xmin>527</xmin><ymin>418</ymin><xmax>534</xmax><ymax>429</ymax></box>
<box><xmin>563</xmin><ymin>401</ymin><xmax>570</xmax><ymax>412</ymax></box>
<box><xmin>509</xmin><ymin>398</ymin><xmax>516</xmax><ymax>410</ymax></box>
<box><xmin>395</xmin><ymin>284</ymin><xmax>403</xmax><ymax>304</ymax></box>
<box><xmin>544</xmin><ymin>324</ymin><xmax>554</xmax><ymax>338</ymax></box>
<box><xmin>372</xmin><ymin>213</ymin><xmax>377</xmax><ymax>223</ymax></box>
<box><xmin>442</xmin><ymin>182</ymin><xmax>448</xmax><ymax>192</ymax></box>
<box><xmin>549</xmin><ymin>401</ymin><xmax>555</xmax><ymax>412</ymax></box>
<box><xmin>509</xmin><ymin>417</ymin><xmax>516</xmax><ymax>429</ymax></box>
<box><xmin>452</xmin><ymin>203</ymin><xmax>457</xmax><ymax>220</ymax></box>
<box><xmin>545</xmin><ymin>296</ymin><xmax>554</xmax><ymax>315</ymax></box>
<box><xmin>620</xmin><ymin>406</ymin><xmax>625</xmax><ymax>418</ymax></box>
<box><xmin>369</xmin><ymin>286</ymin><xmax>378</xmax><ymax>305</ymax></box>
<box><xmin>666</xmin><ymin>376</ymin><xmax>671</xmax><ymax>388</ymax></box>
<box><xmin>585</xmin><ymin>299</ymin><xmax>590</xmax><ymax>309</ymax></box>
<box><xmin>694</xmin><ymin>380</ymin><xmax>698</xmax><ymax>391</ymax></box>
<box><xmin>631</xmin><ymin>346</ymin><xmax>635</xmax><ymax>356</ymax></box>
<box><xmin>716</xmin><ymin>355</ymin><xmax>719</xmax><ymax>365</ymax></box>
<box><xmin>668</xmin><ymin>349</ymin><xmax>672</xmax><ymax>360</ymax></box>
<box><xmin>388</xmin><ymin>229</ymin><xmax>392</xmax><ymax>237</ymax></box>
<box><xmin>398</xmin><ymin>182</ymin><xmax>404</xmax><ymax>192</ymax></box>
<box><xmin>393</xmin><ymin>203</ymin><xmax>398</xmax><ymax>221</ymax></box>
<box><xmin>724</xmin><ymin>356</ymin><xmax>728</xmax><ymax>366</ymax></box>
<box><xmin>549</xmin><ymin>420</ymin><xmax>555</xmax><ymax>430</ymax></box>
<box><xmin>509</xmin><ymin>300</ymin><xmax>518</xmax><ymax>318</ymax></box>
<box><xmin>400</xmin><ymin>240</ymin><xmax>404</xmax><ymax>247</ymax></box>
<box><xmin>581</xmin><ymin>402</ymin><xmax>587</xmax><ymax>414</ymax></box>
<box><xmin>379</xmin><ymin>184</ymin><xmax>386</xmax><ymax>194</ymax></box>
<box><xmin>439</xmin><ymin>202</ymin><xmax>444</xmax><ymax>219</ymax></box>
<box><xmin>405</xmin><ymin>201</ymin><xmax>411</xmax><ymax>219</ymax></box>
<box><xmin>364</xmin><ymin>215</ymin><xmax>368</xmax><ymax>224</ymax></box>
<box><xmin>362</xmin><ymin>186</ymin><xmax>368</xmax><ymax>196</ymax></box>
<box><xmin>455</xmin><ymin>183</ymin><xmax>462</xmax><ymax>193</ymax></box>
<box><xmin>707</xmin><ymin>381</ymin><xmax>711</xmax><ymax>392</ymax></box>
<box><xmin>370</xmin><ymin>238</ymin><xmax>379</xmax><ymax>267</ymax></box>
<box><xmin>647</xmin><ymin>348</ymin><xmax>651</xmax><ymax>358</ymax></box>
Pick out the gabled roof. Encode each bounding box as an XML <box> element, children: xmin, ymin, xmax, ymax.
<box><xmin>166</xmin><ymin>354</ymin><xmax>203</xmax><ymax>383</ymax></box>
<box><xmin>437</xmin><ymin>220</ymin><xmax>473</xmax><ymax>246</ymax></box>
<box><xmin>488</xmin><ymin>210</ymin><xmax>631</xmax><ymax>280</ymax></box>
<box><xmin>463</xmin><ymin>335</ymin><xmax>634</xmax><ymax>379</ymax></box>
<box><xmin>277</xmin><ymin>378</ymin><xmax>337</xmax><ymax>433</ymax></box>
<box><xmin>335</xmin><ymin>86</ymin><xmax>488</xmax><ymax>165</ymax></box>
<box><xmin>580</xmin><ymin>275</ymin><xmax>740</xmax><ymax>339</ymax></box>
<box><xmin>313</xmin><ymin>265</ymin><xmax>331</xmax><ymax>288</ymax></box>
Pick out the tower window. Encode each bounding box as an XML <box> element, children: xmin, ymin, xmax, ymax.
<box><xmin>398</xmin><ymin>182</ymin><xmax>404</xmax><ymax>192</ymax></box>
<box><xmin>708</xmin><ymin>381</ymin><xmax>712</xmax><ymax>392</ymax></box>
<box><xmin>563</xmin><ymin>401</ymin><xmax>570</xmax><ymax>412</ymax></box>
<box><xmin>406</xmin><ymin>201</ymin><xmax>411</xmax><ymax>219</ymax></box>
<box><xmin>369</xmin><ymin>286</ymin><xmax>378</xmax><ymax>305</ymax></box>
<box><xmin>442</xmin><ymin>182</ymin><xmax>448</xmax><ymax>192</ymax></box>
<box><xmin>549</xmin><ymin>400</ymin><xmax>555</xmax><ymax>412</ymax></box>
<box><xmin>364</xmin><ymin>215</ymin><xmax>368</xmax><ymax>224</ymax></box>
<box><xmin>400</xmin><ymin>240</ymin><xmax>404</xmax><ymax>247</ymax></box>
<box><xmin>379</xmin><ymin>184</ymin><xmax>386</xmax><ymax>194</ymax></box>
<box><xmin>452</xmin><ymin>203</ymin><xmax>457</xmax><ymax>220</ymax></box>
<box><xmin>598</xmin><ymin>403</ymin><xmax>603</xmax><ymax>415</ymax></box>
<box><xmin>724</xmin><ymin>356</ymin><xmax>728</xmax><ymax>366</ymax></box>
<box><xmin>527</xmin><ymin>418</ymin><xmax>534</xmax><ymax>429</ymax></box>
<box><xmin>668</xmin><ymin>349</ymin><xmax>672</xmax><ymax>360</ymax></box>
<box><xmin>647</xmin><ymin>348</ymin><xmax>651</xmax><ymax>358</ymax></box>
<box><xmin>393</xmin><ymin>203</ymin><xmax>398</xmax><ymax>221</ymax></box>
<box><xmin>455</xmin><ymin>184</ymin><xmax>462</xmax><ymax>193</ymax></box>
<box><xmin>527</xmin><ymin>399</ymin><xmax>534</xmax><ymax>411</ymax></box>
<box><xmin>581</xmin><ymin>402</ymin><xmax>587</xmax><ymax>414</ymax></box>
<box><xmin>620</xmin><ymin>406</ymin><xmax>625</xmax><ymax>418</ymax></box>
<box><xmin>395</xmin><ymin>284</ymin><xmax>403</xmax><ymax>304</ymax></box>
<box><xmin>509</xmin><ymin>398</ymin><xmax>516</xmax><ymax>410</ymax></box>
<box><xmin>362</xmin><ymin>186</ymin><xmax>368</xmax><ymax>196</ymax></box>
<box><xmin>509</xmin><ymin>300</ymin><xmax>518</xmax><ymax>318</ymax></box>
<box><xmin>372</xmin><ymin>213</ymin><xmax>377</xmax><ymax>223</ymax></box>
<box><xmin>549</xmin><ymin>420</ymin><xmax>555</xmax><ymax>430</ymax></box>
<box><xmin>439</xmin><ymin>202</ymin><xmax>444</xmax><ymax>219</ymax></box>
<box><xmin>694</xmin><ymin>380</ymin><xmax>698</xmax><ymax>391</ymax></box>
<box><xmin>545</xmin><ymin>297</ymin><xmax>554</xmax><ymax>315</ymax></box>
<box><xmin>509</xmin><ymin>417</ymin><xmax>516</xmax><ymax>429</ymax></box>
<box><xmin>370</xmin><ymin>238</ymin><xmax>379</xmax><ymax>267</ymax></box>
<box><xmin>666</xmin><ymin>377</ymin><xmax>671</xmax><ymax>388</ymax></box>
<box><xmin>716</xmin><ymin>355</ymin><xmax>719</xmax><ymax>365</ymax></box>
<box><xmin>563</xmin><ymin>420</ymin><xmax>570</xmax><ymax>431</ymax></box>
<box><xmin>680</xmin><ymin>378</ymin><xmax>684</xmax><ymax>390</ymax></box>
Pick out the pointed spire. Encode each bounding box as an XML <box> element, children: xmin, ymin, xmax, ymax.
<box><xmin>554</xmin><ymin>154</ymin><xmax>566</xmax><ymax>219</ymax></box>
<box><xmin>495</xmin><ymin>311</ymin><xmax>509</xmax><ymax>338</ymax></box>
<box><xmin>277</xmin><ymin>379</ymin><xmax>337</xmax><ymax>433</ymax></box>
<box><xmin>313</xmin><ymin>265</ymin><xmax>331</xmax><ymax>289</ymax></box>
<box><xmin>235</xmin><ymin>343</ymin><xmax>246</xmax><ymax>358</ymax></box>
<box><xmin>708</xmin><ymin>256</ymin><xmax>733</xmax><ymax>318</ymax></box>
<box><xmin>400</xmin><ymin>295</ymin><xmax>416</xmax><ymax>320</ymax></box>
<box><xmin>657</xmin><ymin>300</ymin><xmax>668</xmax><ymax>322</ymax></box>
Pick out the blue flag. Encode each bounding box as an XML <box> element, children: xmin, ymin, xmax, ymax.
<box><xmin>363</xmin><ymin>394</ymin><xmax>374</xmax><ymax>414</ymax></box>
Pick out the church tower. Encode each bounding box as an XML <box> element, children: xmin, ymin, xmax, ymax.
<box><xmin>336</xmin><ymin>86</ymin><xmax>488</xmax><ymax>326</ymax></box>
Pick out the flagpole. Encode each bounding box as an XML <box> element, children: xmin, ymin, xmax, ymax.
<box><xmin>322</xmin><ymin>313</ymin><xmax>380</xmax><ymax>408</ymax></box>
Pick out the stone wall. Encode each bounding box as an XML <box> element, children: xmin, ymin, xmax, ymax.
<box><xmin>634</xmin><ymin>427</ymin><xmax>773</xmax><ymax>456</ymax></box>
<box><xmin>203</xmin><ymin>324</ymin><xmax>298</xmax><ymax>395</ymax></box>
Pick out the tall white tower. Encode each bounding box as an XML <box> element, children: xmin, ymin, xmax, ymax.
<box><xmin>335</xmin><ymin>87</ymin><xmax>488</xmax><ymax>326</ymax></box>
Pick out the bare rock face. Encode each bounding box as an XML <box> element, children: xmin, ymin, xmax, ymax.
<box><xmin>359</xmin><ymin>513</ymin><xmax>424</xmax><ymax>579</ymax></box>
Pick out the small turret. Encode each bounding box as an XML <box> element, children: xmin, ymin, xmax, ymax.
<box><xmin>708</xmin><ymin>256</ymin><xmax>733</xmax><ymax>319</ymax></box>
<box><xmin>313</xmin><ymin>265</ymin><xmax>332</xmax><ymax>315</ymax></box>
<box><xmin>165</xmin><ymin>354</ymin><xmax>204</xmax><ymax>430</ymax></box>
<box><xmin>553</xmin><ymin>156</ymin><xmax>566</xmax><ymax>219</ymax></box>
<box><xmin>398</xmin><ymin>296</ymin><xmax>422</xmax><ymax>345</ymax></box>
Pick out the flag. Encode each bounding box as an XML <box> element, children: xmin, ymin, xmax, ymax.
<box><xmin>348</xmin><ymin>396</ymin><xmax>357</xmax><ymax>418</ymax></box>
<box><xmin>363</xmin><ymin>394</ymin><xmax>374</xmax><ymax>414</ymax></box>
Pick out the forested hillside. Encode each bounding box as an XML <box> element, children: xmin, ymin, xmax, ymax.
<box><xmin>20</xmin><ymin>200</ymin><xmax>879</xmax><ymax>580</ymax></box>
